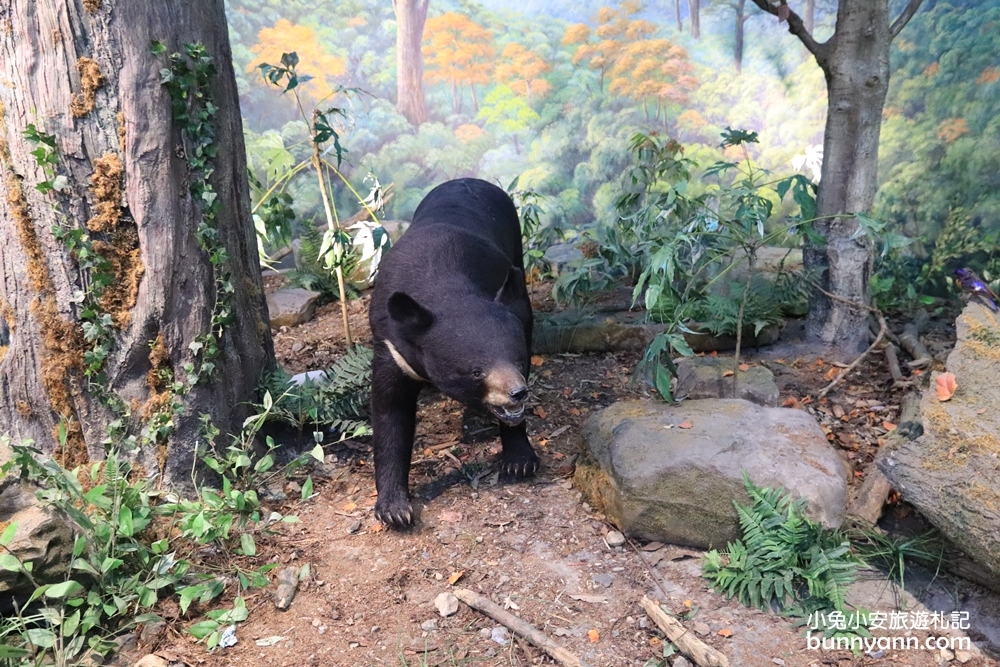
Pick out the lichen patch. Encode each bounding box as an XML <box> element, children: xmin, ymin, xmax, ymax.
<box><xmin>70</xmin><ymin>57</ymin><xmax>105</xmax><ymax>118</ymax></box>
<box><xmin>86</xmin><ymin>153</ymin><xmax>123</xmax><ymax>232</ymax></box>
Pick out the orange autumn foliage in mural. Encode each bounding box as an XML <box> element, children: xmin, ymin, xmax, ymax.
<box><xmin>609</xmin><ymin>38</ymin><xmax>696</xmax><ymax>116</ymax></box>
<box><xmin>937</xmin><ymin>118</ymin><xmax>969</xmax><ymax>144</ymax></box>
<box><xmin>249</xmin><ymin>19</ymin><xmax>345</xmax><ymax>102</ymax></box>
<box><xmin>495</xmin><ymin>43</ymin><xmax>552</xmax><ymax>106</ymax></box>
<box><xmin>563</xmin><ymin>1</ymin><xmax>656</xmax><ymax>91</ymax></box>
<box><xmin>423</xmin><ymin>12</ymin><xmax>495</xmax><ymax>113</ymax></box>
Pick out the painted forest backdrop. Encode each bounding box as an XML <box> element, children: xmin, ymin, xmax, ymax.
<box><xmin>225</xmin><ymin>0</ymin><xmax>1000</xmax><ymax>297</ymax></box>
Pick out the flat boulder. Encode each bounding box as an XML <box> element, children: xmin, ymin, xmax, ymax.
<box><xmin>880</xmin><ymin>302</ymin><xmax>1000</xmax><ymax>577</ymax></box>
<box><xmin>674</xmin><ymin>356</ymin><xmax>779</xmax><ymax>407</ymax></box>
<box><xmin>266</xmin><ymin>287</ymin><xmax>321</xmax><ymax>328</ymax></box>
<box><xmin>575</xmin><ymin>399</ymin><xmax>847</xmax><ymax>549</ymax></box>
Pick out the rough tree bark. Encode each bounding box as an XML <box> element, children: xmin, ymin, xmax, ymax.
<box><xmin>0</xmin><ymin>0</ymin><xmax>273</xmax><ymax>484</ymax></box>
<box><xmin>393</xmin><ymin>0</ymin><xmax>429</xmax><ymax>126</ymax></box>
<box><xmin>749</xmin><ymin>0</ymin><xmax>924</xmax><ymax>355</ymax></box>
<box><xmin>688</xmin><ymin>0</ymin><xmax>701</xmax><ymax>38</ymax></box>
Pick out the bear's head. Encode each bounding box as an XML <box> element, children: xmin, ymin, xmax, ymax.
<box><xmin>387</xmin><ymin>273</ymin><xmax>529</xmax><ymax>425</ymax></box>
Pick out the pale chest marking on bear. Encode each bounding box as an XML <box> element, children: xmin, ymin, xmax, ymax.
<box><xmin>385</xmin><ymin>340</ymin><xmax>427</xmax><ymax>382</ymax></box>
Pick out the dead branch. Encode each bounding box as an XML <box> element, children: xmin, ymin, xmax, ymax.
<box><xmin>885</xmin><ymin>344</ymin><xmax>903</xmax><ymax>383</ymax></box>
<box><xmin>452</xmin><ymin>588</ymin><xmax>592</xmax><ymax>667</ymax></box>
<box><xmin>898</xmin><ymin>316</ymin><xmax>931</xmax><ymax>369</ymax></box>
<box><xmin>748</xmin><ymin>0</ymin><xmax>829</xmax><ymax>64</ymax></box>
<box><xmin>818</xmin><ymin>310</ymin><xmax>888</xmax><ymax>400</ymax></box>
<box><xmin>890</xmin><ymin>0</ymin><xmax>925</xmax><ymax>39</ymax></box>
<box><xmin>640</xmin><ymin>596</ymin><xmax>730</xmax><ymax>667</ymax></box>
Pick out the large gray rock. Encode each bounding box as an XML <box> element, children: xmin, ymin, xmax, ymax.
<box><xmin>543</xmin><ymin>243</ymin><xmax>584</xmax><ymax>277</ymax></box>
<box><xmin>266</xmin><ymin>287</ymin><xmax>321</xmax><ymax>328</ymax></box>
<box><xmin>880</xmin><ymin>302</ymin><xmax>1000</xmax><ymax>577</ymax></box>
<box><xmin>575</xmin><ymin>399</ymin><xmax>847</xmax><ymax>549</ymax></box>
<box><xmin>0</xmin><ymin>441</ymin><xmax>76</xmax><ymax>600</ymax></box>
<box><xmin>674</xmin><ymin>356</ymin><xmax>779</xmax><ymax>407</ymax></box>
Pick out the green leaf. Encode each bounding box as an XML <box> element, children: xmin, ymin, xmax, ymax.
<box><xmin>0</xmin><ymin>554</ymin><xmax>21</xmax><ymax>572</ymax></box>
<box><xmin>654</xmin><ymin>364</ymin><xmax>673</xmax><ymax>403</ymax></box>
<box><xmin>45</xmin><ymin>580</ymin><xmax>84</xmax><ymax>599</ymax></box>
<box><xmin>0</xmin><ymin>645</ymin><xmax>30</xmax><ymax>659</ymax></box>
<box><xmin>301</xmin><ymin>476</ymin><xmax>313</xmax><ymax>500</ymax></box>
<box><xmin>187</xmin><ymin>620</ymin><xmax>219</xmax><ymax>639</ymax></box>
<box><xmin>25</xmin><ymin>629</ymin><xmax>56</xmax><ymax>649</ymax></box>
<box><xmin>118</xmin><ymin>504</ymin><xmax>135</xmax><ymax>537</ymax></box>
<box><xmin>0</xmin><ymin>522</ymin><xmax>17</xmax><ymax>546</ymax></box>
<box><xmin>240</xmin><ymin>532</ymin><xmax>257</xmax><ymax>557</ymax></box>
<box><xmin>309</xmin><ymin>443</ymin><xmax>325</xmax><ymax>462</ymax></box>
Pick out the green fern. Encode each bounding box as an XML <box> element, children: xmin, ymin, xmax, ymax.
<box><xmin>287</xmin><ymin>223</ymin><xmax>360</xmax><ymax>301</ymax></box>
<box><xmin>703</xmin><ymin>473</ymin><xmax>858</xmax><ymax>616</ymax></box>
<box><xmin>259</xmin><ymin>345</ymin><xmax>372</xmax><ymax>435</ymax></box>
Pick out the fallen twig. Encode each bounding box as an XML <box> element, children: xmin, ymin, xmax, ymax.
<box><xmin>885</xmin><ymin>343</ymin><xmax>903</xmax><ymax>384</ymax></box>
<box><xmin>898</xmin><ymin>318</ymin><xmax>931</xmax><ymax>369</ymax></box>
<box><xmin>640</xmin><ymin>595</ymin><xmax>730</xmax><ymax>667</ymax></box>
<box><xmin>452</xmin><ymin>588</ymin><xmax>592</xmax><ymax>667</ymax></box>
<box><xmin>817</xmin><ymin>309</ymin><xmax>888</xmax><ymax>400</ymax></box>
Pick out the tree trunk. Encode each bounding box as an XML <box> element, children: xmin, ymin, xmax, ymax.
<box><xmin>807</xmin><ymin>0</ymin><xmax>892</xmax><ymax>354</ymax></box>
<box><xmin>471</xmin><ymin>82</ymin><xmax>480</xmax><ymax>112</ymax></box>
<box><xmin>675</xmin><ymin>0</ymin><xmax>684</xmax><ymax>31</ymax></box>
<box><xmin>803</xmin><ymin>0</ymin><xmax>816</xmax><ymax>34</ymax></box>
<box><xmin>734</xmin><ymin>1</ymin><xmax>747</xmax><ymax>73</ymax></box>
<box><xmin>0</xmin><ymin>0</ymin><xmax>273</xmax><ymax>484</ymax></box>
<box><xmin>394</xmin><ymin>0</ymin><xmax>429</xmax><ymax>126</ymax></box>
<box><xmin>688</xmin><ymin>0</ymin><xmax>701</xmax><ymax>38</ymax></box>
<box><xmin>451</xmin><ymin>81</ymin><xmax>460</xmax><ymax>115</ymax></box>
<box><xmin>749</xmin><ymin>0</ymin><xmax>923</xmax><ymax>357</ymax></box>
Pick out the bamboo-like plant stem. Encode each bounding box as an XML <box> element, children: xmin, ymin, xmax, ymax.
<box><xmin>311</xmin><ymin>133</ymin><xmax>352</xmax><ymax>347</ymax></box>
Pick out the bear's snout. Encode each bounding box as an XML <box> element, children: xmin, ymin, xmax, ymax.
<box><xmin>484</xmin><ymin>365</ymin><xmax>529</xmax><ymax>425</ymax></box>
<box><xmin>509</xmin><ymin>386</ymin><xmax>529</xmax><ymax>403</ymax></box>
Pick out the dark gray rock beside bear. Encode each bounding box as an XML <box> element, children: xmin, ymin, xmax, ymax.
<box><xmin>368</xmin><ymin>179</ymin><xmax>538</xmax><ymax>528</ymax></box>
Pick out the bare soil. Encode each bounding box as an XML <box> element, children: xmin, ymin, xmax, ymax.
<box><xmin>132</xmin><ymin>283</ymin><xmax>997</xmax><ymax>667</ymax></box>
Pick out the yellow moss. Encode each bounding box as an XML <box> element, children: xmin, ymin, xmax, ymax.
<box><xmin>82</xmin><ymin>0</ymin><xmax>102</xmax><ymax>13</ymax></box>
<box><xmin>967</xmin><ymin>482</ymin><xmax>1000</xmax><ymax>513</ymax></box>
<box><xmin>0</xmin><ymin>345</ymin><xmax>6</xmax><ymax>363</ymax></box>
<box><xmin>0</xmin><ymin>296</ymin><xmax>14</xmax><ymax>331</ymax></box>
<box><xmin>142</xmin><ymin>333</ymin><xmax>172</xmax><ymax>419</ymax></box>
<box><xmin>0</xmin><ymin>100</ymin><xmax>9</xmax><ymax>165</ymax></box>
<box><xmin>86</xmin><ymin>153</ymin><xmax>123</xmax><ymax>232</ymax></box>
<box><xmin>70</xmin><ymin>57</ymin><xmax>104</xmax><ymax>118</ymax></box>
<box><xmin>116</xmin><ymin>112</ymin><xmax>126</xmax><ymax>153</ymax></box>
<box><xmin>16</xmin><ymin>401</ymin><xmax>30</xmax><ymax>418</ymax></box>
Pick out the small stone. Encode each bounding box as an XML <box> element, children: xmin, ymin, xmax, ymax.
<box><xmin>639</xmin><ymin>617</ymin><xmax>648</xmax><ymax>629</ymax></box>
<box><xmin>479</xmin><ymin>628</ymin><xmax>492</xmax><ymax>639</ymax></box>
<box><xmin>133</xmin><ymin>656</ymin><xmax>170</xmax><ymax>667</ymax></box>
<box><xmin>435</xmin><ymin>592</ymin><xmax>459</xmax><ymax>617</ymax></box>
<box><xmin>605</xmin><ymin>530</ymin><xmax>626</xmax><ymax>547</ymax></box>
<box><xmin>691</xmin><ymin>622</ymin><xmax>711</xmax><ymax>636</ymax></box>
<box><xmin>940</xmin><ymin>648</ymin><xmax>954</xmax><ymax>661</ymax></box>
<box><xmin>349</xmin><ymin>642</ymin><xmax>359</xmax><ymax>649</ymax></box>
<box><xmin>348</xmin><ymin>520</ymin><xmax>361</xmax><ymax>534</ymax></box>
<box><xmin>868</xmin><ymin>650</ymin><xmax>885</xmax><ymax>659</ymax></box>
<box><xmin>370</xmin><ymin>626</ymin><xmax>380</xmax><ymax>634</ymax></box>
<box><xmin>954</xmin><ymin>650</ymin><xmax>973</xmax><ymax>663</ymax></box>
<box><xmin>672</xmin><ymin>657</ymin><xmax>692</xmax><ymax>667</ymax></box>
<box><xmin>592</xmin><ymin>573</ymin><xmax>613</xmax><ymax>588</ymax></box>
<box><xmin>771</xmin><ymin>659</ymin><xmax>786</xmax><ymax>666</ymax></box>
<box><xmin>311</xmin><ymin>618</ymin><xmax>323</xmax><ymax>627</ymax></box>
<box><xmin>291</xmin><ymin>342</ymin><xmax>305</xmax><ymax>354</ymax></box>
<box><xmin>491</xmin><ymin>627</ymin><xmax>510</xmax><ymax>645</ymax></box>
<box><xmin>421</xmin><ymin>619</ymin><xmax>438</xmax><ymax>632</ymax></box>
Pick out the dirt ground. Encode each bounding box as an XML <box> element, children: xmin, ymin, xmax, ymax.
<box><xmin>134</xmin><ymin>280</ymin><xmax>998</xmax><ymax>667</ymax></box>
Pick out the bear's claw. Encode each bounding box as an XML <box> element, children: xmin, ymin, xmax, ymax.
<box><xmin>375</xmin><ymin>498</ymin><xmax>414</xmax><ymax>528</ymax></box>
<box><xmin>500</xmin><ymin>455</ymin><xmax>539</xmax><ymax>478</ymax></box>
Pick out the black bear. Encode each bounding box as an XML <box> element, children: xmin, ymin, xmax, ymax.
<box><xmin>368</xmin><ymin>178</ymin><xmax>538</xmax><ymax>528</ymax></box>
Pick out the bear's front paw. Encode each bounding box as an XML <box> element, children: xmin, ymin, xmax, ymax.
<box><xmin>374</xmin><ymin>495</ymin><xmax>415</xmax><ymax>528</ymax></box>
<box><xmin>500</xmin><ymin>450</ymin><xmax>540</xmax><ymax>478</ymax></box>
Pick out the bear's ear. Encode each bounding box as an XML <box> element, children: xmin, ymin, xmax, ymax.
<box><xmin>388</xmin><ymin>291</ymin><xmax>434</xmax><ymax>337</ymax></box>
<box><xmin>495</xmin><ymin>267</ymin><xmax>526</xmax><ymax>308</ymax></box>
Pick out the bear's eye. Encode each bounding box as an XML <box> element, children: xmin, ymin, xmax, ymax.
<box><xmin>471</xmin><ymin>368</ymin><xmax>485</xmax><ymax>379</ymax></box>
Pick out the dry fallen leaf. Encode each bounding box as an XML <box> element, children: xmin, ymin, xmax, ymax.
<box><xmin>342</xmin><ymin>501</ymin><xmax>357</xmax><ymax>512</ymax></box>
<box><xmin>783</xmin><ymin>397</ymin><xmax>801</xmax><ymax>409</ymax></box>
<box><xmin>978</xmin><ymin>408</ymin><xmax>988</xmax><ymax>415</ymax></box>
<box><xmin>709</xmin><ymin>351</ymin><xmax>718</xmax><ymax>357</ymax></box>
<box><xmin>649</xmin><ymin>637</ymin><xmax>662</xmax><ymax>648</ymax></box>
<box><xmin>530</xmin><ymin>355</ymin><xmax>545</xmax><ymax>367</ymax></box>
<box><xmin>739</xmin><ymin>363</ymin><xmax>750</xmax><ymax>372</ymax></box>
<box><xmin>936</xmin><ymin>372</ymin><xmax>958</xmax><ymax>401</ymax></box>
<box><xmin>439</xmin><ymin>511</ymin><xmax>463</xmax><ymax>523</ymax></box>
<box><xmin>587</xmin><ymin>629</ymin><xmax>600</xmax><ymax>643</ymax></box>
<box><xmin>533</xmin><ymin>406</ymin><xmax>548</xmax><ymax>419</ymax></box>
<box><xmin>678</xmin><ymin>421</ymin><xmax>693</xmax><ymax>429</ymax></box>
<box><xmin>718</xmin><ymin>628</ymin><xmax>734</xmax><ymax>638</ymax></box>
<box><xmin>683</xmin><ymin>599</ymin><xmax>694</xmax><ymax>608</ymax></box>
<box><xmin>824</xmin><ymin>367</ymin><xmax>841</xmax><ymax>381</ymax></box>
<box><xmin>722</xmin><ymin>370</ymin><xmax>734</xmax><ymax>378</ymax></box>
<box><xmin>448</xmin><ymin>570</ymin><xmax>465</xmax><ymax>585</ymax></box>
<box><xmin>882</xmin><ymin>421</ymin><xmax>897</xmax><ymax>431</ymax></box>
<box><xmin>370</xmin><ymin>522</ymin><xmax>384</xmax><ymax>533</ymax></box>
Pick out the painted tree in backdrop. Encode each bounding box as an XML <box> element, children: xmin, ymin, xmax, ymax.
<box><xmin>689</xmin><ymin>0</ymin><xmax>702</xmax><ymax>38</ymax></box>
<box><xmin>249</xmin><ymin>19</ymin><xmax>346</xmax><ymax>103</ymax></box>
<box><xmin>608</xmin><ymin>38</ymin><xmax>697</xmax><ymax>125</ymax></box>
<box><xmin>0</xmin><ymin>0</ymin><xmax>272</xmax><ymax>482</ymax></box>
<box><xmin>563</xmin><ymin>2</ymin><xmax>657</xmax><ymax>93</ymax></box>
<box><xmin>422</xmin><ymin>12</ymin><xmax>495</xmax><ymax>114</ymax></box>
<box><xmin>394</xmin><ymin>0</ymin><xmax>429</xmax><ymax>125</ymax></box>
<box><xmin>495</xmin><ymin>43</ymin><xmax>552</xmax><ymax>107</ymax></box>
<box><xmin>749</xmin><ymin>0</ymin><xmax>925</xmax><ymax>355</ymax></box>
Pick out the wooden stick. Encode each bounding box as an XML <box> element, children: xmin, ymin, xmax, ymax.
<box><xmin>640</xmin><ymin>596</ymin><xmax>730</xmax><ymax>667</ymax></box>
<box><xmin>885</xmin><ymin>343</ymin><xmax>903</xmax><ymax>383</ymax></box>
<box><xmin>452</xmin><ymin>588</ymin><xmax>592</xmax><ymax>667</ymax></box>
<box><xmin>817</xmin><ymin>309</ymin><xmax>888</xmax><ymax>399</ymax></box>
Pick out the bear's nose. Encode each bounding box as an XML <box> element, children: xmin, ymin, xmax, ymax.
<box><xmin>509</xmin><ymin>386</ymin><xmax>529</xmax><ymax>403</ymax></box>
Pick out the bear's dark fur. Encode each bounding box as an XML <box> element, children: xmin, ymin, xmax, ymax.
<box><xmin>368</xmin><ymin>178</ymin><xmax>538</xmax><ymax>527</ymax></box>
